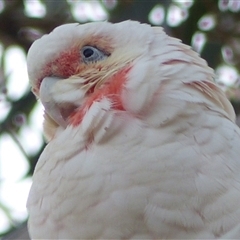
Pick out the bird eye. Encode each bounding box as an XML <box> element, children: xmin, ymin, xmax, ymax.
<box><xmin>81</xmin><ymin>46</ymin><xmax>108</xmax><ymax>64</ymax></box>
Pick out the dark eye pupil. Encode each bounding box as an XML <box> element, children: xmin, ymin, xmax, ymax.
<box><xmin>83</xmin><ymin>48</ymin><xmax>94</xmax><ymax>58</ymax></box>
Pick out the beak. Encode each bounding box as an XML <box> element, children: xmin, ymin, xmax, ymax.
<box><xmin>39</xmin><ymin>77</ymin><xmax>67</xmax><ymax>128</ymax></box>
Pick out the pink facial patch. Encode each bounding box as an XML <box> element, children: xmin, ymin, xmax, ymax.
<box><xmin>35</xmin><ymin>48</ymin><xmax>81</xmax><ymax>94</ymax></box>
<box><xmin>46</xmin><ymin>48</ymin><xmax>80</xmax><ymax>78</ymax></box>
<box><xmin>69</xmin><ymin>66</ymin><xmax>131</xmax><ymax>126</ymax></box>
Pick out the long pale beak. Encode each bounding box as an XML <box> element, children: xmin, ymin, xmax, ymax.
<box><xmin>39</xmin><ymin>77</ymin><xmax>67</xmax><ymax>128</ymax></box>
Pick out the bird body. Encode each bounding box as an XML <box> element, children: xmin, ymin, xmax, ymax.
<box><xmin>27</xmin><ymin>21</ymin><xmax>240</xmax><ymax>239</ymax></box>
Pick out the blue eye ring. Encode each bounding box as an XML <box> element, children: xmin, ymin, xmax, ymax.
<box><xmin>81</xmin><ymin>46</ymin><xmax>109</xmax><ymax>64</ymax></box>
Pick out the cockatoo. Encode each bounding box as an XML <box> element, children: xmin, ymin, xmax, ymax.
<box><xmin>27</xmin><ymin>21</ymin><xmax>240</xmax><ymax>239</ymax></box>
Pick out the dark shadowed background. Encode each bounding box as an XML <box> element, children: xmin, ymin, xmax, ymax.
<box><xmin>0</xmin><ymin>0</ymin><xmax>240</xmax><ymax>239</ymax></box>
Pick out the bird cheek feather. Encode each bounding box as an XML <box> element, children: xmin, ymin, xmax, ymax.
<box><xmin>69</xmin><ymin>66</ymin><xmax>131</xmax><ymax>127</ymax></box>
<box><xmin>122</xmin><ymin>59</ymin><xmax>160</xmax><ymax>115</ymax></box>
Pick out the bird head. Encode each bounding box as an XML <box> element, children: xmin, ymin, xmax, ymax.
<box><xmin>27</xmin><ymin>21</ymin><xmax>157</xmax><ymax>140</ymax></box>
<box><xmin>27</xmin><ymin>21</ymin><xmax>235</xmax><ymax>141</ymax></box>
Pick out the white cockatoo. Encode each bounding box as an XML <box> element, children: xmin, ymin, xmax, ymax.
<box><xmin>27</xmin><ymin>21</ymin><xmax>240</xmax><ymax>239</ymax></box>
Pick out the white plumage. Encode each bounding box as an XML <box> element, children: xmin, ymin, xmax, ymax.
<box><xmin>27</xmin><ymin>21</ymin><xmax>240</xmax><ymax>239</ymax></box>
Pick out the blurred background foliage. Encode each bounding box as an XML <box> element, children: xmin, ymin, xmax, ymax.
<box><xmin>0</xmin><ymin>0</ymin><xmax>240</xmax><ymax>239</ymax></box>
